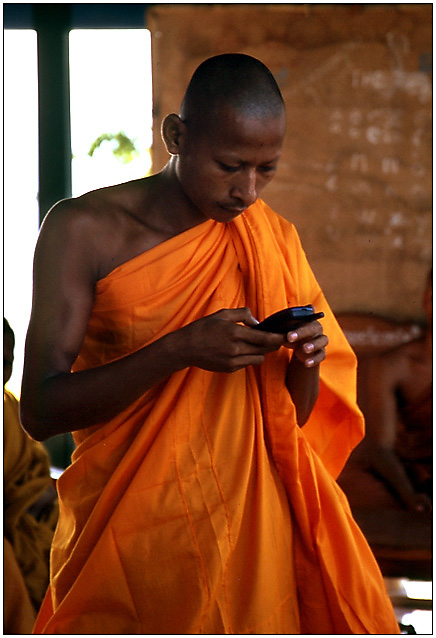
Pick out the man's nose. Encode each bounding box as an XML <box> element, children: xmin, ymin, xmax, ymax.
<box><xmin>231</xmin><ymin>169</ymin><xmax>258</xmax><ymax>206</ymax></box>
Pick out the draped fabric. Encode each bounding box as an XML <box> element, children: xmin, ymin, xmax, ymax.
<box><xmin>4</xmin><ymin>389</ymin><xmax>58</xmax><ymax>619</ymax></box>
<box><xmin>4</xmin><ymin>537</ymin><xmax>36</xmax><ymax>634</ymax></box>
<box><xmin>33</xmin><ymin>200</ymin><xmax>399</xmax><ymax>634</ymax></box>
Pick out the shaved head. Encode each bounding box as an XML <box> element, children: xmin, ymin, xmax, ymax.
<box><xmin>180</xmin><ymin>54</ymin><xmax>285</xmax><ymax>131</ymax></box>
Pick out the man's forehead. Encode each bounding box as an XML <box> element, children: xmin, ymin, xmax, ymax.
<box><xmin>197</xmin><ymin>103</ymin><xmax>286</xmax><ymax>137</ymax></box>
<box><xmin>214</xmin><ymin>100</ymin><xmax>284</xmax><ymax>121</ymax></box>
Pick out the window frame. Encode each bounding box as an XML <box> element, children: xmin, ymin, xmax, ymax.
<box><xmin>4</xmin><ymin>3</ymin><xmax>150</xmax><ymax>224</ymax></box>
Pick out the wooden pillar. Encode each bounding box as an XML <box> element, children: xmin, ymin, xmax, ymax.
<box><xmin>34</xmin><ymin>4</ymin><xmax>72</xmax><ymax>224</ymax></box>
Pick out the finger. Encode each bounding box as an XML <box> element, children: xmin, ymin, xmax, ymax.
<box><xmin>284</xmin><ymin>333</ymin><xmax>328</xmax><ymax>355</ymax></box>
<box><xmin>301</xmin><ymin>348</ymin><xmax>327</xmax><ymax>367</ymax></box>
<box><xmin>217</xmin><ymin>307</ymin><xmax>259</xmax><ymax>327</ymax></box>
<box><xmin>285</xmin><ymin>320</ymin><xmax>324</xmax><ymax>343</ymax></box>
<box><xmin>302</xmin><ymin>334</ymin><xmax>329</xmax><ymax>353</ymax></box>
<box><xmin>292</xmin><ymin>341</ymin><xmax>327</xmax><ymax>367</ymax></box>
<box><xmin>238</xmin><ymin>325</ymin><xmax>285</xmax><ymax>349</ymax></box>
<box><xmin>227</xmin><ymin>353</ymin><xmax>267</xmax><ymax>372</ymax></box>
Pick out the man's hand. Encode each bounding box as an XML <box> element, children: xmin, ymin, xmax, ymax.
<box><xmin>281</xmin><ymin>318</ymin><xmax>328</xmax><ymax>425</ymax></box>
<box><xmin>177</xmin><ymin>309</ymin><xmax>329</xmax><ymax>426</ymax></box>
<box><xmin>177</xmin><ymin>307</ymin><xmax>286</xmax><ymax>373</ymax></box>
<box><xmin>283</xmin><ymin>319</ymin><xmax>328</xmax><ymax>368</ymax></box>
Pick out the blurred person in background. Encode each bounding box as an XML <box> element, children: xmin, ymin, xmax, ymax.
<box><xmin>4</xmin><ymin>318</ymin><xmax>58</xmax><ymax>633</ymax></box>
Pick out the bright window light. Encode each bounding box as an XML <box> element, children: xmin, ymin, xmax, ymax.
<box><xmin>69</xmin><ymin>29</ymin><xmax>153</xmax><ymax>197</ymax></box>
<box><xmin>4</xmin><ymin>30</ymin><xmax>39</xmax><ymax>398</ymax></box>
<box><xmin>401</xmin><ymin>579</ymin><xmax>432</xmax><ymax>601</ymax></box>
<box><xmin>4</xmin><ymin>29</ymin><xmax>153</xmax><ymax>398</ymax></box>
<box><xmin>400</xmin><ymin>610</ymin><xmax>432</xmax><ymax>635</ymax></box>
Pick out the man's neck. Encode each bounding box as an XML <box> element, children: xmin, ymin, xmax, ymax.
<box><xmin>149</xmin><ymin>160</ymin><xmax>207</xmax><ymax>236</ymax></box>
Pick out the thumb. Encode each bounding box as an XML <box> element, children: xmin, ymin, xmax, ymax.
<box><xmin>219</xmin><ymin>307</ymin><xmax>259</xmax><ymax>327</ymax></box>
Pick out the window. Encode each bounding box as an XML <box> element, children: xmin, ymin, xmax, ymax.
<box><xmin>4</xmin><ymin>30</ymin><xmax>39</xmax><ymax>397</ymax></box>
<box><xmin>69</xmin><ymin>29</ymin><xmax>152</xmax><ymax>196</ymax></box>
<box><xmin>4</xmin><ymin>28</ymin><xmax>153</xmax><ymax>397</ymax></box>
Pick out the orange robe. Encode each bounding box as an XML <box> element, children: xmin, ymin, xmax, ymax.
<box><xmin>4</xmin><ymin>388</ymin><xmax>58</xmax><ymax>627</ymax></box>
<box><xmin>34</xmin><ymin>200</ymin><xmax>399</xmax><ymax>634</ymax></box>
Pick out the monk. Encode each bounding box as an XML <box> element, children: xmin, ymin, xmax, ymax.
<box><xmin>339</xmin><ymin>270</ymin><xmax>432</xmax><ymax>513</ymax></box>
<box><xmin>21</xmin><ymin>53</ymin><xmax>399</xmax><ymax>634</ymax></box>
<box><xmin>4</xmin><ymin>318</ymin><xmax>58</xmax><ymax>633</ymax></box>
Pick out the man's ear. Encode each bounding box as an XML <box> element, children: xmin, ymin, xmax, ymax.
<box><xmin>161</xmin><ymin>114</ymin><xmax>186</xmax><ymax>155</ymax></box>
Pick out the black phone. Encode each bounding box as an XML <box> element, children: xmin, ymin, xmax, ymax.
<box><xmin>253</xmin><ymin>305</ymin><xmax>324</xmax><ymax>334</ymax></box>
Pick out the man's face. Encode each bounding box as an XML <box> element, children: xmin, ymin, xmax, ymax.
<box><xmin>175</xmin><ymin>106</ymin><xmax>286</xmax><ymax>223</ymax></box>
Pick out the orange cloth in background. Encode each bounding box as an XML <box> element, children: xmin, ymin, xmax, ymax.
<box><xmin>34</xmin><ymin>200</ymin><xmax>399</xmax><ymax>634</ymax></box>
<box><xmin>4</xmin><ymin>537</ymin><xmax>36</xmax><ymax>634</ymax></box>
<box><xmin>4</xmin><ymin>389</ymin><xmax>58</xmax><ymax>624</ymax></box>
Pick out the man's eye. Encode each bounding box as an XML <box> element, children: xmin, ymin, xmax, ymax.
<box><xmin>219</xmin><ymin>162</ymin><xmax>239</xmax><ymax>172</ymax></box>
<box><xmin>260</xmin><ymin>165</ymin><xmax>277</xmax><ymax>174</ymax></box>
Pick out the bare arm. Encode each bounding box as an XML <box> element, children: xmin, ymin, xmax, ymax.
<box><xmin>364</xmin><ymin>353</ymin><xmax>431</xmax><ymax>511</ymax></box>
<box><xmin>20</xmin><ymin>202</ymin><xmax>286</xmax><ymax>440</ymax></box>
<box><xmin>285</xmin><ymin>320</ymin><xmax>327</xmax><ymax>425</ymax></box>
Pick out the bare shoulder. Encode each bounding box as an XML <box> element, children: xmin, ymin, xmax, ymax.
<box><xmin>37</xmin><ymin>179</ymin><xmax>153</xmax><ymax>281</ymax></box>
<box><xmin>40</xmin><ymin>184</ymin><xmax>124</xmax><ymax>238</ymax></box>
<box><xmin>34</xmin><ymin>193</ymin><xmax>103</xmax><ymax>287</ymax></box>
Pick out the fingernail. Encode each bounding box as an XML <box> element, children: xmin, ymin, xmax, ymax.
<box><xmin>304</xmin><ymin>343</ymin><xmax>314</xmax><ymax>353</ymax></box>
<box><xmin>306</xmin><ymin>359</ymin><xmax>315</xmax><ymax>367</ymax></box>
<box><xmin>288</xmin><ymin>332</ymin><xmax>298</xmax><ymax>342</ymax></box>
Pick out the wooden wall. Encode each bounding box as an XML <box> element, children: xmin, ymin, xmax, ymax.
<box><xmin>148</xmin><ymin>4</ymin><xmax>432</xmax><ymax>321</ymax></box>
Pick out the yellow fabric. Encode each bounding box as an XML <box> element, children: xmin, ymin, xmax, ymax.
<box><xmin>34</xmin><ymin>201</ymin><xmax>399</xmax><ymax>634</ymax></box>
<box><xmin>4</xmin><ymin>537</ymin><xmax>36</xmax><ymax>634</ymax></box>
<box><xmin>4</xmin><ymin>389</ymin><xmax>58</xmax><ymax>616</ymax></box>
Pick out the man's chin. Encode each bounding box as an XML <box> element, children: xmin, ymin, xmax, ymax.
<box><xmin>214</xmin><ymin>205</ymin><xmax>246</xmax><ymax>222</ymax></box>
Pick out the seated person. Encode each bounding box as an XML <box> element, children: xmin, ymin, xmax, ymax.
<box><xmin>338</xmin><ymin>270</ymin><xmax>432</xmax><ymax>514</ymax></box>
<box><xmin>4</xmin><ymin>318</ymin><xmax>59</xmax><ymax>633</ymax></box>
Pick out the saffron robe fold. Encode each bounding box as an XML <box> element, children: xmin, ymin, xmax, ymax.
<box><xmin>34</xmin><ymin>200</ymin><xmax>399</xmax><ymax>634</ymax></box>
<box><xmin>4</xmin><ymin>389</ymin><xmax>58</xmax><ymax>618</ymax></box>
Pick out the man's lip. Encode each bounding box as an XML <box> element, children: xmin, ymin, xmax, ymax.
<box><xmin>219</xmin><ymin>205</ymin><xmax>246</xmax><ymax>215</ymax></box>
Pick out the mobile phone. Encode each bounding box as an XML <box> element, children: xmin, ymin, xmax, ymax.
<box><xmin>253</xmin><ymin>305</ymin><xmax>324</xmax><ymax>334</ymax></box>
